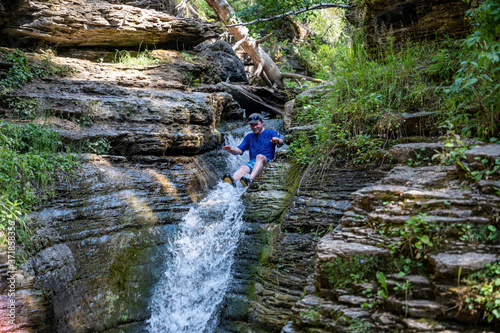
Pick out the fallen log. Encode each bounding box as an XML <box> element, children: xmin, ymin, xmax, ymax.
<box><xmin>219</xmin><ymin>82</ymin><xmax>283</xmax><ymax>116</ymax></box>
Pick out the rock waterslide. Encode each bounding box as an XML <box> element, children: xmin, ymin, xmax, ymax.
<box><xmin>148</xmin><ymin>135</ymin><xmax>247</xmax><ymax>333</ymax></box>
<box><xmin>1</xmin><ymin>1</ymin><xmax>499</xmax><ymax>332</ymax></box>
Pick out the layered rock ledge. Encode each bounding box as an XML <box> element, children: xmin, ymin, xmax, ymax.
<box><xmin>1</xmin><ymin>0</ymin><xmax>219</xmax><ymax>48</ymax></box>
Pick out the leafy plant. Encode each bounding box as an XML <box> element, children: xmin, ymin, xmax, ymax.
<box><xmin>84</xmin><ymin>138</ymin><xmax>111</xmax><ymax>155</ymax></box>
<box><xmin>0</xmin><ymin>121</ymin><xmax>77</xmax><ymax>261</ymax></box>
<box><xmin>0</xmin><ymin>50</ymin><xmax>37</xmax><ymax>94</ymax></box>
<box><xmin>388</xmin><ymin>214</ymin><xmax>438</xmax><ymax>255</ymax></box>
<box><xmin>464</xmin><ymin>262</ymin><xmax>500</xmax><ymax>323</ymax></box>
<box><xmin>6</xmin><ymin>98</ymin><xmax>39</xmax><ymax>120</ymax></box>
<box><xmin>441</xmin><ymin>0</ymin><xmax>500</xmax><ymax>139</ymax></box>
<box><xmin>376</xmin><ymin>271</ymin><xmax>388</xmax><ymax>299</ymax></box>
<box><xmin>0</xmin><ymin>49</ymin><xmax>72</xmax><ymax>95</ymax></box>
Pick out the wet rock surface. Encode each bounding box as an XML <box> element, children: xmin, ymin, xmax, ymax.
<box><xmin>0</xmin><ymin>43</ymin><xmax>242</xmax><ymax>331</ymax></box>
<box><xmin>0</xmin><ymin>151</ymin><xmax>226</xmax><ymax>332</ymax></box>
<box><xmin>220</xmin><ymin>154</ymin><xmax>386</xmax><ymax>332</ymax></box>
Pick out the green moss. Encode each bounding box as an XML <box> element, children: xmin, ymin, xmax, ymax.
<box><xmin>107</xmin><ymin>243</ymin><xmax>145</xmax><ymax>295</ymax></box>
<box><xmin>318</xmin><ymin>254</ymin><xmax>394</xmax><ymax>290</ymax></box>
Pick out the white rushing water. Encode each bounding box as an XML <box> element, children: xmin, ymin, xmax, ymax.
<box><xmin>148</xmin><ymin>134</ymin><xmax>247</xmax><ymax>333</ymax></box>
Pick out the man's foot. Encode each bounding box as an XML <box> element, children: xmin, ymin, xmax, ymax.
<box><xmin>223</xmin><ymin>173</ymin><xmax>235</xmax><ymax>186</ymax></box>
<box><xmin>240</xmin><ymin>175</ymin><xmax>252</xmax><ymax>187</ymax></box>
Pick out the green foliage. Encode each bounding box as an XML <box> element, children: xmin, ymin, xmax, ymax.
<box><xmin>0</xmin><ymin>121</ymin><xmax>77</xmax><ymax>259</ymax></box>
<box><xmin>433</xmin><ymin>128</ymin><xmax>500</xmax><ymax>185</ymax></box>
<box><xmin>0</xmin><ymin>49</ymin><xmax>72</xmax><ymax>95</ymax></box>
<box><xmin>6</xmin><ymin>97</ymin><xmax>39</xmax><ymax>120</ymax></box>
<box><xmin>290</xmin><ymin>39</ymin><xmax>446</xmax><ymax>167</ymax></box>
<box><xmin>320</xmin><ymin>254</ymin><xmax>390</xmax><ymax>289</ymax></box>
<box><xmin>0</xmin><ymin>50</ymin><xmax>37</xmax><ymax>94</ymax></box>
<box><xmin>378</xmin><ymin>212</ymin><xmax>498</xmax><ymax>275</ymax></box>
<box><xmin>114</xmin><ymin>44</ymin><xmax>159</xmax><ymax>67</ymax></box>
<box><xmin>346</xmin><ymin>318</ymin><xmax>372</xmax><ymax>333</ymax></box>
<box><xmin>233</xmin><ymin>0</ymin><xmax>348</xmax><ymax>32</ymax></box>
<box><xmin>288</xmin><ymin>0</ymin><xmax>498</xmax><ymax>168</ymax></box>
<box><xmin>376</xmin><ymin>271</ymin><xmax>388</xmax><ymax>298</ymax></box>
<box><xmin>464</xmin><ymin>262</ymin><xmax>500</xmax><ymax>323</ymax></box>
<box><xmin>388</xmin><ymin>214</ymin><xmax>438</xmax><ymax>254</ymax></box>
<box><xmin>442</xmin><ymin>0</ymin><xmax>500</xmax><ymax>139</ymax></box>
<box><xmin>81</xmin><ymin>138</ymin><xmax>111</xmax><ymax>155</ymax></box>
<box><xmin>380</xmin><ymin>213</ymin><xmax>439</xmax><ymax>274</ymax></box>
<box><xmin>456</xmin><ymin>223</ymin><xmax>498</xmax><ymax>243</ymax></box>
<box><xmin>432</xmin><ymin>129</ymin><xmax>470</xmax><ymax>165</ymax></box>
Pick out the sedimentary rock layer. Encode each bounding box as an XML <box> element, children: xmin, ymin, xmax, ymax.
<box><xmin>0</xmin><ymin>0</ymin><xmax>219</xmax><ymax>48</ymax></box>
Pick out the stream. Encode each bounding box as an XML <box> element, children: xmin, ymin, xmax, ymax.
<box><xmin>147</xmin><ymin>134</ymin><xmax>248</xmax><ymax>333</ymax></box>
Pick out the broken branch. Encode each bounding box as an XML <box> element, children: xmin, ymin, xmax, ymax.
<box><xmin>227</xmin><ymin>3</ymin><xmax>350</xmax><ymax>27</ymax></box>
<box><xmin>256</xmin><ymin>33</ymin><xmax>274</xmax><ymax>45</ymax></box>
<box><xmin>281</xmin><ymin>72</ymin><xmax>325</xmax><ymax>83</ymax></box>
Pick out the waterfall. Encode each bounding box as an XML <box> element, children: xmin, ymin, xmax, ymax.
<box><xmin>147</xmin><ymin>134</ymin><xmax>247</xmax><ymax>333</ymax></box>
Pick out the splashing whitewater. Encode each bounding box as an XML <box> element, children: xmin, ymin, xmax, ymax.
<box><xmin>148</xmin><ymin>135</ymin><xmax>247</xmax><ymax>333</ymax></box>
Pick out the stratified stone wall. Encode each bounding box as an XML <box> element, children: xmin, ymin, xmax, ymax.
<box><xmin>346</xmin><ymin>0</ymin><xmax>471</xmax><ymax>44</ymax></box>
<box><xmin>287</xmin><ymin>144</ymin><xmax>500</xmax><ymax>332</ymax></box>
<box><xmin>220</xmin><ymin>151</ymin><xmax>386</xmax><ymax>332</ymax></box>
<box><xmin>0</xmin><ymin>47</ymin><xmax>242</xmax><ymax>332</ymax></box>
<box><xmin>0</xmin><ymin>0</ymin><xmax>219</xmax><ymax>48</ymax></box>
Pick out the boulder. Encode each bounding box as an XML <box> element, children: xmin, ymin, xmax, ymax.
<box><xmin>194</xmin><ymin>41</ymin><xmax>248</xmax><ymax>83</ymax></box>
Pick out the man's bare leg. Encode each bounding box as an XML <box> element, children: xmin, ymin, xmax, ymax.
<box><xmin>250</xmin><ymin>154</ymin><xmax>268</xmax><ymax>180</ymax></box>
<box><xmin>232</xmin><ymin>165</ymin><xmax>251</xmax><ymax>182</ymax></box>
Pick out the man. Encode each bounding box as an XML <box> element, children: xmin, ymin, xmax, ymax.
<box><xmin>222</xmin><ymin>113</ymin><xmax>284</xmax><ymax>186</ymax></box>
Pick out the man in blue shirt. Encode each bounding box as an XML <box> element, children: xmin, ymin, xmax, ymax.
<box><xmin>223</xmin><ymin>113</ymin><xmax>284</xmax><ymax>186</ymax></box>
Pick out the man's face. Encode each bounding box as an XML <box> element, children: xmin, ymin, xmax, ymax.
<box><xmin>250</xmin><ymin>121</ymin><xmax>264</xmax><ymax>134</ymax></box>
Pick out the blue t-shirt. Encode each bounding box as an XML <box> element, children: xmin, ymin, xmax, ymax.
<box><xmin>238</xmin><ymin>129</ymin><xmax>280</xmax><ymax>161</ymax></box>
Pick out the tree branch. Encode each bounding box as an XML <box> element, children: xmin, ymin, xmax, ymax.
<box><xmin>281</xmin><ymin>72</ymin><xmax>325</xmax><ymax>83</ymax></box>
<box><xmin>226</xmin><ymin>3</ymin><xmax>350</xmax><ymax>27</ymax></box>
<box><xmin>256</xmin><ymin>33</ymin><xmax>274</xmax><ymax>45</ymax></box>
<box><xmin>232</xmin><ymin>35</ymin><xmax>247</xmax><ymax>51</ymax></box>
<box><xmin>261</xmin><ymin>71</ymin><xmax>274</xmax><ymax>88</ymax></box>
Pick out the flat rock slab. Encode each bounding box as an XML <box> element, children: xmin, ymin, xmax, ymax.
<box><xmin>388</xmin><ymin>297</ymin><xmax>445</xmax><ymax>318</ymax></box>
<box><xmin>465</xmin><ymin>144</ymin><xmax>500</xmax><ymax>163</ymax></box>
<box><xmin>428</xmin><ymin>252</ymin><xmax>500</xmax><ymax>278</ymax></box>
<box><xmin>390</xmin><ymin>142</ymin><xmax>445</xmax><ymax>163</ymax></box>
<box><xmin>316</xmin><ymin>233</ymin><xmax>390</xmax><ymax>262</ymax></box>
<box><xmin>403</xmin><ymin>318</ymin><xmax>445</xmax><ymax>331</ymax></box>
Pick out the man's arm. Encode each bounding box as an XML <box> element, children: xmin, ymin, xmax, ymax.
<box><xmin>270</xmin><ymin>137</ymin><xmax>284</xmax><ymax>147</ymax></box>
<box><xmin>222</xmin><ymin>146</ymin><xmax>243</xmax><ymax>155</ymax></box>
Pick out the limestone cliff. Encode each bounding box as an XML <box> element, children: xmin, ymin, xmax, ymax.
<box><xmin>0</xmin><ymin>43</ymin><xmax>243</xmax><ymax>332</ymax></box>
<box><xmin>0</xmin><ymin>0</ymin><xmax>219</xmax><ymax>48</ymax></box>
<box><xmin>346</xmin><ymin>0</ymin><xmax>471</xmax><ymax>44</ymax></box>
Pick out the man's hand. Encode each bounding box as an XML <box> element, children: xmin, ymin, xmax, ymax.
<box><xmin>271</xmin><ymin>137</ymin><xmax>283</xmax><ymax>147</ymax></box>
<box><xmin>223</xmin><ymin>146</ymin><xmax>243</xmax><ymax>155</ymax></box>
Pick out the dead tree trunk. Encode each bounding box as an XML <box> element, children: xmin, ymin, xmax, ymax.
<box><xmin>204</xmin><ymin>0</ymin><xmax>323</xmax><ymax>89</ymax></box>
